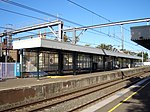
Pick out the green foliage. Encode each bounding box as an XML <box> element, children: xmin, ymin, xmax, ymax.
<box><xmin>63</xmin><ymin>32</ymin><xmax>68</xmax><ymax>42</ymax></box>
<box><xmin>85</xmin><ymin>44</ymin><xmax>91</xmax><ymax>46</ymax></box>
<box><xmin>137</xmin><ymin>52</ymin><xmax>148</xmax><ymax>62</ymax></box>
<box><xmin>96</xmin><ymin>44</ymin><xmax>113</xmax><ymax>50</ymax></box>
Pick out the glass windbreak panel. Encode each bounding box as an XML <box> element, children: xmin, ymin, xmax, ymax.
<box><xmin>77</xmin><ymin>54</ymin><xmax>91</xmax><ymax>69</ymax></box>
<box><xmin>63</xmin><ymin>53</ymin><xmax>73</xmax><ymax>70</ymax></box>
<box><xmin>23</xmin><ymin>51</ymin><xmax>58</xmax><ymax>72</ymax></box>
<box><xmin>23</xmin><ymin>51</ymin><xmax>37</xmax><ymax>72</ymax></box>
<box><xmin>44</xmin><ymin>52</ymin><xmax>58</xmax><ymax>71</ymax></box>
<box><xmin>97</xmin><ymin>56</ymin><xmax>103</xmax><ymax>69</ymax></box>
<box><xmin>93</xmin><ymin>55</ymin><xmax>103</xmax><ymax>69</ymax></box>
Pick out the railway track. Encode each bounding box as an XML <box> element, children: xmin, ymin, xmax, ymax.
<box><xmin>2</xmin><ymin>71</ymin><xmax>150</xmax><ymax>112</ymax></box>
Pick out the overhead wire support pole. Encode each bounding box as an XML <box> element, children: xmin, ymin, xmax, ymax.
<box><xmin>121</xmin><ymin>25</ymin><xmax>124</xmax><ymax>50</ymax></box>
<box><xmin>72</xmin><ymin>28</ymin><xmax>76</xmax><ymax>44</ymax></box>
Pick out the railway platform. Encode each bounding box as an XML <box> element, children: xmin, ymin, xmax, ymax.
<box><xmin>0</xmin><ymin>66</ymin><xmax>150</xmax><ymax>112</ymax></box>
<box><xmin>0</xmin><ymin>68</ymin><xmax>132</xmax><ymax>90</ymax></box>
<box><xmin>82</xmin><ymin>75</ymin><xmax>150</xmax><ymax>112</ymax></box>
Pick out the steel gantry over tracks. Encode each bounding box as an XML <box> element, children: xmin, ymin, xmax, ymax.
<box><xmin>0</xmin><ymin>20</ymin><xmax>63</xmax><ymax>41</ymax></box>
<box><xmin>1</xmin><ymin>17</ymin><xmax>150</xmax><ymax>38</ymax></box>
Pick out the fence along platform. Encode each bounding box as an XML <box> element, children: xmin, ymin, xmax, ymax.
<box><xmin>0</xmin><ymin>63</ymin><xmax>17</xmax><ymax>80</ymax></box>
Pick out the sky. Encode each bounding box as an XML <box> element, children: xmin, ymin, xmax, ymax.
<box><xmin>0</xmin><ymin>0</ymin><xmax>150</xmax><ymax>56</ymax></box>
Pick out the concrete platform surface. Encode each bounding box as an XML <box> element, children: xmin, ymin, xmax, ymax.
<box><xmin>81</xmin><ymin>76</ymin><xmax>150</xmax><ymax>112</ymax></box>
<box><xmin>0</xmin><ymin>68</ymin><xmax>127</xmax><ymax>90</ymax></box>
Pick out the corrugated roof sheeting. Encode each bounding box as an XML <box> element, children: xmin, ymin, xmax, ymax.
<box><xmin>104</xmin><ymin>49</ymin><xmax>142</xmax><ymax>60</ymax></box>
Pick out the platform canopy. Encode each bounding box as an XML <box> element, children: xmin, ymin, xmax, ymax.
<box><xmin>13</xmin><ymin>38</ymin><xmax>105</xmax><ymax>55</ymax></box>
<box><xmin>131</xmin><ymin>25</ymin><xmax>150</xmax><ymax>50</ymax></box>
<box><xmin>13</xmin><ymin>37</ymin><xmax>141</xmax><ymax>60</ymax></box>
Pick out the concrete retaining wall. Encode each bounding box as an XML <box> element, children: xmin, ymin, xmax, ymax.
<box><xmin>0</xmin><ymin>66</ymin><xmax>150</xmax><ymax>111</ymax></box>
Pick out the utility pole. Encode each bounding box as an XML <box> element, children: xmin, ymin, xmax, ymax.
<box><xmin>121</xmin><ymin>25</ymin><xmax>124</xmax><ymax>50</ymax></box>
<box><xmin>4</xmin><ymin>30</ymin><xmax>8</xmax><ymax>63</ymax></box>
<box><xmin>72</xmin><ymin>28</ymin><xmax>76</xmax><ymax>44</ymax></box>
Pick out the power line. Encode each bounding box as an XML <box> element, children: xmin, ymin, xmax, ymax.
<box><xmin>0</xmin><ymin>0</ymin><xmax>124</xmax><ymax>43</ymax></box>
<box><xmin>0</xmin><ymin>0</ymin><xmax>82</xmax><ymax>27</ymax></box>
<box><xmin>67</xmin><ymin>0</ymin><xmax>104</xmax><ymax>22</ymax></box>
<box><xmin>67</xmin><ymin>0</ymin><xmax>134</xmax><ymax>50</ymax></box>
<box><xmin>67</xmin><ymin>0</ymin><xmax>130</xmax><ymax>32</ymax></box>
<box><xmin>67</xmin><ymin>0</ymin><xmax>139</xmax><ymax>48</ymax></box>
<box><xmin>0</xmin><ymin>7</ymin><xmax>114</xmax><ymax>40</ymax></box>
<box><xmin>0</xmin><ymin>7</ymin><xmax>48</xmax><ymax>22</ymax></box>
<box><xmin>0</xmin><ymin>7</ymin><xmax>72</xmax><ymax>30</ymax></box>
<box><xmin>0</xmin><ymin>26</ymin><xmax>10</xmax><ymax>29</ymax></box>
<box><xmin>0</xmin><ymin>6</ymin><xmax>120</xmax><ymax>40</ymax></box>
<box><xmin>0</xmin><ymin>0</ymin><xmax>140</xmax><ymax>49</ymax></box>
<box><xmin>67</xmin><ymin>0</ymin><xmax>111</xmax><ymax>22</ymax></box>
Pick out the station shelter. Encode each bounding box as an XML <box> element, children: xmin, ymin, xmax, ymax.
<box><xmin>13</xmin><ymin>37</ymin><xmax>142</xmax><ymax>78</ymax></box>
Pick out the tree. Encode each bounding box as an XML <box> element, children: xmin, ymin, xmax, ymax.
<box><xmin>137</xmin><ymin>52</ymin><xmax>148</xmax><ymax>62</ymax></box>
<box><xmin>120</xmin><ymin>49</ymin><xmax>130</xmax><ymax>54</ymax></box>
<box><xmin>85</xmin><ymin>44</ymin><xmax>91</xmax><ymax>47</ymax></box>
<box><xmin>96</xmin><ymin>44</ymin><xmax>113</xmax><ymax>50</ymax></box>
<box><xmin>63</xmin><ymin>32</ymin><xmax>68</xmax><ymax>42</ymax></box>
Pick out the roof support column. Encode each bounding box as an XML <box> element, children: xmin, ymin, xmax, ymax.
<box><xmin>37</xmin><ymin>48</ymin><xmax>40</xmax><ymax>80</ymax></box>
<box><xmin>20</xmin><ymin>49</ymin><xmax>23</xmax><ymax>78</ymax></box>
<box><xmin>58</xmin><ymin>22</ymin><xmax>63</xmax><ymax>42</ymax></box>
<box><xmin>103</xmin><ymin>56</ymin><xmax>106</xmax><ymax>71</ymax></box>
<box><xmin>73</xmin><ymin>52</ymin><xmax>77</xmax><ymax>75</ymax></box>
<box><xmin>121</xmin><ymin>58</ymin><xmax>124</xmax><ymax>68</ymax></box>
<box><xmin>58</xmin><ymin>50</ymin><xmax>63</xmax><ymax>75</ymax></box>
<box><xmin>90</xmin><ymin>54</ymin><xmax>93</xmax><ymax>73</ymax></box>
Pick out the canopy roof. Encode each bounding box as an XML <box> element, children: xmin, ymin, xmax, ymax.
<box><xmin>13</xmin><ymin>38</ymin><xmax>142</xmax><ymax>60</ymax></box>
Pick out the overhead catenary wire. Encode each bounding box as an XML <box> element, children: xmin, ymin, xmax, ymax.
<box><xmin>67</xmin><ymin>0</ymin><xmax>134</xmax><ymax>49</ymax></box>
<box><xmin>0</xmin><ymin>8</ymin><xmax>49</xmax><ymax>22</ymax></box>
<box><xmin>0</xmin><ymin>0</ymin><xmax>123</xmax><ymax>36</ymax></box>
<box><xmin>0</xmin><ymin>0</ymin><xmax>146</xmax><ymax>50</ymax></box>
<box><xmin>0</xmin><ymin>0</ymin><xmax>125</xmax><ymax>44</ymax></box>
<box><xmin>0</xmin><ymin>0</ymin><xmax>83</xmax><ymax>27</ymax></box>
<box><xmin>0</xmin><ymin>7</ymin><xmax>121</xmax><ymax>42</ymax></box>
<box><xmin>67</xmin><ymin>0</ymin><xmax>130</xmax><ymax>32</ymax></box>
<box><xmin>67</xmin><ymin>0</ymin><xmax>111</xmax><ymax>22</ymax></box>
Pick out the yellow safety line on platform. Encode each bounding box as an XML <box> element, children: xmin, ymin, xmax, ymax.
<box><xmin>108</xmin><ymin>80</ymin><xmax>150</xmax><ymax>112</ymax></box>
<box><xmin>47</xmin><ymin>75</ymin><xmax>73</xmax><ymax>78</ymax></box>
